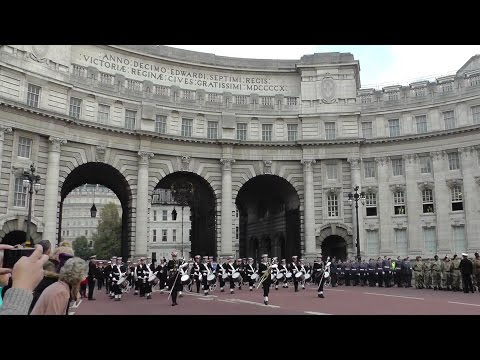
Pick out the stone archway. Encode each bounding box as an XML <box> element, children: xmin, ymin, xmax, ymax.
<box><xmin>317</xmin><ymin>223</ymin><xmax>353</xmax><ymax>261</ymax></box>
<box><xmin>0</xmin><ymin>217</ymin><xmax>43</xmax><ymax>245</ymax></box>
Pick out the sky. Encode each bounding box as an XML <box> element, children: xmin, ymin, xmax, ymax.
<box><xmin>167</xmin><ymin>45</ymin><xmax>480</xmax><ymax>90</ymax></box>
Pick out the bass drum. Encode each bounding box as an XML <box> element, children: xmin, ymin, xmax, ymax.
<box><xmin>207</xmin><ymin>274</ymin><xmax>216</xmax><ymax>285</ymax></box>
<box><xmin>181</xmin><ymin>274</ymin><xmax>191</xmax><ymax>285</ymax></box>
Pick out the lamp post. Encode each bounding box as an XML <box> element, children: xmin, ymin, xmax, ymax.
<box><xmin>171</xmin><ymin>181</ymin><xmax>194</xmax><ymax>259</ymax></box>
<box><xmin>23</xmin><ymin>163</ymin><xmax>41</xmax><ymax>247</ymax></box>
<box><xmin>90</xmin><ymin>184</ymin><xmax>97</xmax><ymax>218</ymax></box>
<box><xmin>347</xmin><ymin>185</ymin><xmax>365</xmax><ymax>262</ymax></box>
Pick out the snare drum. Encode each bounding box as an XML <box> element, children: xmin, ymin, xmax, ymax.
<box><xmin>148</xmin><ymin>273</ymin><xmax>159</xmax><ymax>286</ymax></box>
<box><xmin>276</xmin><ymin>272</ymin><xmax>284</xmax><ymax>281</ymax></box>
<box><xmin>181</xmin><ymin>274</ymin><xmax>191</xmax><ymax>285</ymax></box>
<box><xmin>304</xmin><ymin>273</ymin><xmax>311</xmax><ymax>281</ymax></box>
<box><xmin>285</xmin><ymin>272</ymin><xmax>292</xmax><ymax>280</ymax></box>
<box><xmin>324</xmin><ymin>271</ymin><xmax>330</xmax><ymax>278</ymax></box>
<box><xmin>207</xmin><ymin>274</ymin><xmax>216</xmax><ymax>285</ymax></box>
<box><xmin>295</xmin><ymin>272</ymin><xmax>305</xmax><ymax>281</ymax></box>
<box><xmin>222</xmin><ymin>273</ymin><xmax>229</xmax><ymax>280</ymax></box>
<box><xmin>232</xmin><ymin>272</ymin><xmax>242</xmax><ymax>283</ymax></box>
<box><xmin>117</xmin><ymin>276</ymin><xmax>128</xmax><ymax>289</ymax></box>
<box><xmin>250</xmin><ymin>273</ymin><xmax>259</xmax><ymax>281</ymax></box>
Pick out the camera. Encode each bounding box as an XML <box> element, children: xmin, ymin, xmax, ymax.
<box><xmin>2</xmin><ymin>248</ymin><xmax>35</xmax><ymax>269</ymax></box>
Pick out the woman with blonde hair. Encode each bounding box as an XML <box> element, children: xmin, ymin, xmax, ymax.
<box><xmin>31</xmin><ymin>257</ymin><xmax>88</xmax><ymax>315</ymax></box>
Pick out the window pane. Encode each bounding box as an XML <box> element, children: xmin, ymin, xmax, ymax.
<box><xmin>395</xmin><ymin>229</ymin><xmax>408</xmax><ymax>257</ymax></box>
<box><xmin>392</xmin><ymin>158</ymin><xmax>404</xmax><ymax>176</ymax></box>
<box><xmin>444</xmin><ymin>111</ymin><xmax>455</xmax><ymax>129</ymax></box>
<box><xmin>367</xmin><ymin>230</ymin><xmax>379</xmax><ymax>256</ymax></box>
<box><xmin>416</xmin><ymin>115</ymin><xmax>427</xmax><ymax>134</ymax></box>
<box><xmin>453</xmin><ymin>226</ymin><xmax>466</xmax><ymax>254</ymax></box>
<box><xmin>424</xmin><ymin>228</ymin><xmax>437</xmax><ymax>254</ymax></box>
<box><xmin>14</xmin><ymin>178</ymin><xmax>27</xmax><ymax>207</ymax></box>
<box><xmin>207</xmin><ymin>121</ymin><xmax>218</xmax><ymax>139</ymax></box>
<box><xmin>362</xmin><ymin>122</ymin><xmax>373</xmax><ymax>138</ymax></box>
<box><xmin>125</xmin><ymin>110</ymin><xmax>136</xmax><ymax>130</ymax></box>
<box><xmin>17</xmin><ymin>137</ymin><xmax>32</xmax><ymax>158</ymax></box>
<box><xmin>287</xmin><ymin>124</ymin><xmax>297</xmax><ymax>141</ymax></box>
<box><xmin>364</xmin><ymin>161</ymin><xmax>376</xmax><ymax>178</ymax></box>
<box><xmin>389</xmin><ymin>119</ymin><xmax>400</xmax><ymax>137</ymax></box>
<box><xmin>69</xmin><ymin>97</ymin><xmax>82</xmax><ymax>119</ymax></box>
<box><xmin>155</xmin><ymin>115</ymin><xmax>167</xmax><ymax>134</ymax></box>
<box><xmin>27</xmin><ymin>84</ymin><xmax>40</xmax><ymax>108</ymax></box>
<box><xmin>237</xmin><ymin>123</ymin><xmax>247</xmax><ymax>140</ymax></box>
<box><xmin>181</xmin><ymin>119</ymin><xmax>193</xmax><ymax>137</ymax></box>
<box><xmin>326</xmin><ymin>164</ymin><xmax>337</xmax><ymax>180</ymax></box>
<box><xmin>98</xmin><ymin>104</ymin><xmax>110</xmax><ymax>124</ymax></box>
<box><xmin>325</xmin><ymin>122</ymin><xmax>336</xmax><ymax>140</ymax></box>
<box><xmin>262</xmin><ymin>124</ymin><xmax>272</xmax><ymax>141</ymax></box>
<box><xmin>419</xmin><ymin>156</ymin><xmax>431</xmax><ymax>173</ymax></box>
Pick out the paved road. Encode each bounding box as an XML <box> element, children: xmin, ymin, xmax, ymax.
<box><xmin>73</xmin><ymin>284</ymin><xmax>480</xmax><ymax>315</ymax></box>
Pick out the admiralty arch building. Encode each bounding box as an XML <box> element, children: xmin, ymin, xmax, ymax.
<box><xmin>1</xmin><ymin>45</ymin><xmax>479</xmax><ymax>262</ymax></box>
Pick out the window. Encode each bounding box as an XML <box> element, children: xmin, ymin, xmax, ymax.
<box><xmin>362</xmin><ymin>122</ymin><xmax>373</xmax><ymax>139</ymax></box>
<box><xmin>27</xmin><ymin>84</ymin><xmax>40</xmax><ymax>108</ymax></box>
<box><xmin>125</xmin><ymin>110</ymin><xmax>136</xmax><ymax>130</ymax></box>
<box><xmin>387</xmin><ymin>91</ymin><xmax>399</xmax><ymax>101</ymax></box>
<box><xmin>453</xmin><ymin>226</ymin><xmax>466</xmax><ymax>254</ymax></box>
<box><xmin>236</xmin><ymin>226</ymin><xmax>239</xmax><ymax>240</ymax></box>
<box><xmin>237</xmin><ymin>123</ymin><xmax>247</xmax><ymax>141</ymax></box>
<box><xmin>181</xmin><ymin>118</ymin><xmax>193</xmax><ymax>137</ymax></box>
<box><xmin>326</xmin><ymin>164</ymin><xmax>337</xmax><ymax>180</ymax></box>
<box><xmin>392</xmin><ymin>158</ymin><xmax>404</xmax><ymax>176</ymax></box>
<box><xmin>162</xmin><ymin>229</ymin><xmax>167</xmax><ymax>241</ymax></box>
<box><xmin>69</xmin><ymin>97</ymin><xmax>82</xmax><ymax>119</ymax></box>
<box><xmin>261</xmin><ymin>97</ymin><xmax>273</xmax><ymax>107</ymax></box>
<box><xmin>85</xmin><ymin>230</ymin><xmax>88</xmax><ymax>236</ymax></box>
<box><xmin>451</xmin><ymin>186</ymin><xmax>463</xmax><ymax>211</ymax></box>
<box><xmin>416</xmin><ymin>115</ymin><xmax>427</xmax><ymax>134</ymax></box>
<box><xmin>151</xmin><ymin>252</ymin><xmax>157</xmax><ymax>261</ymax></box>
<box><xmin>235</xmin><ymin>209</ymin><xmax>239</xmax><ymax>218</ymax></box>
<box><xmin>442</xmin><ymin>82</ymin><xmax>453</xmax><ymax>93</ymax></box>
<box><xmin>414</xmin><ymin>87</ymin><xmax>425</xmax><ymax>97</ymax></box>
<box><xmin>98</xmin><ymin>104</ymin><xmax>110</xmax><ymax>124</ymax></box>
<box><xmin>287</xmin><ymin>124</ymin><xmax>298</xmax><ymax>141</ymax></box>
<box><xmin>286</xmin><ymin>97</ymin><xmax>297</xmax><ymax>106</ymax></box>
<box><xmin>172</xmin><ymin>229</ymin><xmax>176</xmax><ymax>242</ymax></box>
<box><xmin>72</xmin><ymin>65</ymin><xmax>86</xmax><ymax>77</ymax></box>
<box><xmin>361</xmin><ymin>95</ymin><xmax>372</xmax><ymax>104</ymax></box>
<box><xmin>364</xmin><ymin>160</ymin><xmax>376</xmax><ymax>178</ymax></box>
<box><xmin>327</xmin><ymin>193</ymin><xmax>339</xmax><ymax>217</ymax></box>
<box><xmin>153</xmin><ymin>210</ymin><xmax>157</xmax><ymax>221</ymax></box>
<box><xmin>395</xmin><ymin>229</ymin><xmax>408</xmax><ymax>256</ymax></box>
<box><xmin>14</xmin><ymin>178</ymin><xmax>27</xmax><ymax>207</ymax></box>
<box><xmin>155</xmin><ymin>86</ymin><xmax>169</xmax><ymax>96</ymax></box>
<box><xmin>424</xmin><ymin>228</ymin><xmax>437</xmax><ymax>254</ymax></box>
<box><xmin>162</xmin><ymin>210</ymin><xmax>167</xmax><ymax>221</ymax></box>
<box><xmin>448</xmin><ymin>152</ymin><xmax>460</xmax><ymax>170</ymax></box>
<box><xmin>183</xmin><ymin>90</ymin><xmax>194</xmax><ymax>100</ymax></box>
<box><xmin>472</xmin><ymin>105</ymin><xmax>480</xmax><ymax>124</ymax></box>
<box><xmin>262</xmin><ymin>124</ymin><xmax>272</xmax><ymax>142</ymax></box>
<box><xmin>365</xmin><ymin>193</ymin><xmax>377</xmax><ymax>216</ymax></box>
<box><xmin>235</xmin><ymin>95</ymin><xmax>248</xmax><ymax>105</ymax></box>
<box><xmin>207</xmin><ymin>93</ymin><xmax>219</xmax><ymax>102</ymax></box>
<box><xmin>17</xmin><ymin>137</ymin><xmax>32</xmax><ymax>158</ymax></box>
<box><xmin>444</xmin><ymin>111</ymin><xmax>455</xmax><ymax>129</ymax></box>
<box><xmin>153</xmin><ymin>229</ymin><xmax>157</xmax><ymax>242</ymax></box>
<box><xmin>389</xmin><ymin>119</ymin><xmax>400</xmax><ymax>137</ymax></box>
<box><xmin>207</xmin><ymin>121</ymin><xmax>218</xmax><ymax>139</ymax></box>
<box><xmin>366</xmin><ymin>230</ymin><xmax>379</xmax><ymax>256</ymax></box>
<box><xmin>155</xmin><ymin>115</ymin><xmax>167</xmax><ymax>134</ymax></box>
<box><xmin>394</xmin><ymin>191</ymin><xmax>406</xmax><ymax>214</ymax></box>
<box><xmin>469</xmin><ymin>75</ymin><xmax>480</xmax><ymax>87</ymax></box>
<box><xmin>100</xmin><ymin>72</ymin><xmax>113</xmax><ymax>85</ymax></box>
<box><xmin>422</xmin><ymin>189</ymin><xmax>434</xmax><ymax>213</ymax></box>
<box><xmin>419</xmin><ymin>156</ymin><xmax>432</xmax><ymax>174</ymax></box>
<box><xmin>325</xmin><ymin>122</ymin><xmax>336</xmax><ymax>140</ymax></box>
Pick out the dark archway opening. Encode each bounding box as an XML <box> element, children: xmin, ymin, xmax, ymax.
<box><xmin>321</xmin><ymin>235</ymin><xmax>347</xmax><ymax>261</ymax></box>
<box><xmin>236</xmin><ymin>175</ymin><xmax>300</xmax><ymax>261</ymax></box>
<box><xmin>2</xmin><ymin>231</ymin><xmax>27</xmax><ymax>246</ymax></box>
<box><xmin>153</xmin><ymin>172</ymin><xmax>216</xmax><ymax>258</ymax></box>
<box><xmin>60</xmin><ymin>162</ymin><xmax>132</xmax><ymax>261</ymax></box>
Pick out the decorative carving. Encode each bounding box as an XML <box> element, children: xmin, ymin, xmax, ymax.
<box><xmin>95</xmin><ymin>145</ymin><xmax>106</xmax><ymax>162</ymax></box>
<box><xmin>430</xmin><ymin>151</ymin><xmax>444</xmax><ymax>160</ymax></box>
<box><xmin>0</xmin><ymin>126</ymin><xmax>12</xmax><ymax>141</ymax></box>
<box><xmin>365</xmin><ymin>186</ymin><xmax>378</xmax><ymax>194</ymax></box>
<box><xmin>402</xmin><ymin>154</ymin><xmax>416</xmax><ymax>164</ymax></box>
<box><xmin>263</xmin><ymin>160</ymin><xmax>273</xmax><ymax>174</ymax></box>
<box><xmin>48</xmin><ymin>136</ymin><xmax>67</xmax><ymax>152</ymax></box>
<box><xmin>220</xmin><ymin>158</ymin><xmax>235</xmax><ymax>170</ymax></box>
<box><xmin>446</xmin><ymin>178</ymin><xmax>463</xmax><ymax>188</ymax></box>
<box><xmin>301</xmin><ymin>159</ymin><xmax>316</xmax><ymax>170</ymax></box>
<box><xmin>347</xmin><ymin>157</ymin><xmax>360</xmax><ymax>170</ymax></box>
<box><xmin>180</xmin><ymin>155</ymin><xmax>191</xmax><ymax>171</ymax></box>
<box><xmin>458</xmin><ymin>146</ymin><xmax>474</xmax><ymax>157</ymax></box>
<box><xmin>321</xmin><ymin>76</ymin><xmax>336</xmax><ymax>103</ymax></box>
<box><xmin>324</xmin><ymin>186</ymin><xmax>342</xmax><ymax>194</ymax></box>
<box><xmin>395</xmin><ymin>222</ymin><xmax>407</xmax><ymax>229</ymax></box>
<box><xmin>389</xmin><ymin>184</ymin><xmax>406</xmax><ymax>193</ymax></box>
<box><xmin>29</xmin><ymin>45</ymin><xmax>49</xmax><ymax>63</ymax></box>
<box><xmin>374</xmin><ymin>157</ymin><xmax>387</xmax><ymax>166</ymax></box>
<box><xmin>417</xmin><ymin>181</ymin><xmax>434</xmax><ymax>191</ymax></box>
<box><xmin>138</xmin><ymin>151</ymin><xmax>154</xmax><ymax>165</ymax></box>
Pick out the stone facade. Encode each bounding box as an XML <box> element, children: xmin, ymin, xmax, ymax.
<box><xmin>0</xmin><ymin>45</ymin><xmax>479</xmax><ymax>262</ymax></box>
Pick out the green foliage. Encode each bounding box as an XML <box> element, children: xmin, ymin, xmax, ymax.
<box><xmin>93</xmin><ymin>202</ymin><xmax>121</xmax><ymax>259</ymax></box>
<box><xmin>73</xmin><ymin>236</ymin><xmax>94</xmax><ymax>260</ymax></box>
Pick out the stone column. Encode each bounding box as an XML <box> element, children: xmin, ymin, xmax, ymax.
<box><xmin>347</xmin><ymin>157</ymin><xmax>365</xmax><ymax>259</ymax></box>
<box><xmin>220</xmin><ymin>158</ymin><xmax>235</xmax><ymax>257</ymax></box>
<box><xmin>42</xmin><ymin>136</ymin><xmax>67</xmax><ymax>249</ymax></box>
<box><xmin>135</xmin><ymin>151</ymin><xmax>153</xmax><ymax>257</ymax></box>
<box><xmin>376</xmin><ymin>157</ymin><xmax>393</xmax><ymax>254</ymax></box>
<box><xmin>431</xmin><ymin>151</ymin><xmax>450</xmax><ymax>253</ymax></box>
<box><xmin>459</xmin><ymin>147</ymin><xmax>480</xmax><ymax>252</ymax></box>
<box><xmin>404</xmin><ymin>154</ymin><xmax>421</xmax><ymax>254</ymax></box>
<box><xmin>0</xmin><ymin>126</ymin><xmax>12</xmax><ymax>176</ymax></box>
<box><xmin>301</xmin><ymin>159</ymin><xmax>316</xmax><ymax>259</ymax></box>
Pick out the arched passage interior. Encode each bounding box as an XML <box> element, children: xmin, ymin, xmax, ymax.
<box><xmin>235</xmin><ymin>175</ymin><xmax>300</xmax><ymax>261</ymax></box>
<box><xmin>321</xmin><ymin>235</ymin><xmax>347</xmax><ymax>261</ymax></box>
<box><xmin>60</xmin><ymin>162</ymin><xmax>132</xmax><ymax>260</ymax></box>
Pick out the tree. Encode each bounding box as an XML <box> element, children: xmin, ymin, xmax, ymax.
<box><xmin>93</xmin><ymin>202</ymin><xmax>121</xmax><ymax>260</ymax></box>
<box><xmin>73</xmin><ymin>236</ymin><xmax>94</xmax><ymax>260</ymax></box>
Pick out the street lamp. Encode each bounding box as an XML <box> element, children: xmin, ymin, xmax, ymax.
<box><xmin>170</xmin><ymin>181</ymin><xmax>194</xmax><ymax>259</ymax></box>
<box><xmin>90</xmin><ymin>184</ymin><xmax>97</xmax><ymax>218</ymax></box>
<box><xmin>23</xmin><ymin>163</ymin><xmax>41</xmax><ymax>248</ymax></box>
<box><xmin>347</xmin><ymin>185</ymin><xmax>365</xmax><ymax>262</ymax></box>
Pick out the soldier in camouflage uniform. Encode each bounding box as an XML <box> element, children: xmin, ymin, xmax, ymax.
<box><xmin>442</xmin><ymin>255</ymin><xmax>453</xmax><ymax>291</ymax></box>
<box><xmin>423</xmin><ymin>258</ymin><xmax>432</xmax><ymax>289</ymax></box>
<box><xmin>451</xmin><ymin>254</ymin><xmax>462</xmax><ymax>292</ymax></box>
<box><xmin>431</xmin><ymin>255</ymin><xmax>443</xmax><ymax>290</ymax></box>
<box><xmin>413</xmin><ymin>256</ymin><xmax>424</xmax><ymax>289</ymax></box>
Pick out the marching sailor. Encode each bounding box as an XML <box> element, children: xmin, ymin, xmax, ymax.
<box><xmin>167</xmin><ymin>251</ymin><xmax>187</xmax><ymax>306</ymax></box>
<box><xmin>317</xmin><ymin>256</ymin><xmax>330</xmax><ymax>298</ymax></box>
<box><xmin>245</xmin><ymin>257</ymin><xmax>257</xmax><ymax>291</ymax></box>
<box><xmin>258</xmin><ymin>254</ymin><xmax>273</xmax><ymax>305</ymax></box>
<box><xmin>199</xmin><ymin>256</ymin><xmax>211</xmax><ymax>296</ymax></box>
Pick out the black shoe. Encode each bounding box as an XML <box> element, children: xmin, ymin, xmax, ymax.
<box><xmin>88</xmin><ymin>298</ymin><xmax>96</xmax><ymax>301</ymax></box>
<box><xmin>264</xmin><ymin>301</ymin><xmax>268</xmax><ymax>305</ymax></box>
<box><xmin>318</xmin><ymin>293</ymin><xmax>324</xmax><ymax>298</ymax></box>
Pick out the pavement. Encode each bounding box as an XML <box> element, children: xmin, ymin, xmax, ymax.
<box><xmin>72</xmin><ymin>283</ymin><xmax>480</xmax><ymax>315</ymax></box>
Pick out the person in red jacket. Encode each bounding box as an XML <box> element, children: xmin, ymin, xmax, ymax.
<box><xmin>80</xmin><ymin>277</ymin><xmax>88</xmax><ymax>298</ymax></box>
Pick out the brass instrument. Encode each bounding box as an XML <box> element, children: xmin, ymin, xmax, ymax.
<box><xmin>256</xmin><ymin>262</ymin><xmax>278</xmax><ymax>289</ymax></box>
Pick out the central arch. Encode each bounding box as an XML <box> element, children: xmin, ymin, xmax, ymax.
<box><xmin>60</xmin><ymin>162</ymin><xmax>133</xmax><ymax>260</ymax></box>
<box><xmin>235</xmin><ymin>174</ymin><xmax>301</xmax><ymax>261</ymax></box>
<box><xmin>153</xmin><ymin>171</ymin><xmax>217</xmax><ymax>258</ymax></box>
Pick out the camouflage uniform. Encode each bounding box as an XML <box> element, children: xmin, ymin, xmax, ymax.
<box><xmin>431</xmin><ymin>256</ymin><xmax>443</xmax><ymax>290</ymax></box>
<box><xmin>451</xmin><ymin>255</ymin><xmax>462</xmax><ymax>291</ymax></box>
<box><xmin>473</xmin><ymin>254</ymin><xmax>480</xmax><ymax>292</ymax></box>
<box><xmin>442</xmin><ymin>257</ymin><xmax>453</xmax><ymax>290</ymax></box>
<box><xmin>413</xmin><ymin>257</ymin><xmax>424</xmax><ymax>289</ymax></box>
<box><xmin>423</xmin><ymin>260</ymin><xmax>432</xmax><ymax>289</ymax></box>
